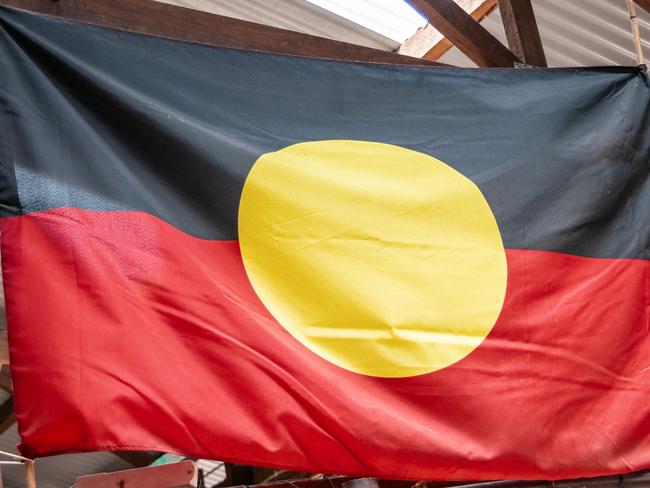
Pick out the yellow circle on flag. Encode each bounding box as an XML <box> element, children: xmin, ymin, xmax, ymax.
<box><xmin>238</xmin><ymin>140</ymin><xmax>507</xmax><ymax>377</ymax></box>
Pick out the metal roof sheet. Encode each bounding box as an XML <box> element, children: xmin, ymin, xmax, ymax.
<box><xmin>438</xmin><ymin>0</ymin><xmax>650</xmax><ymax>67</ymax></box>
<box><xmin>0</xmin><ymin>424</ymin><xmax>134</xmax><ymax>487</ymax></box>
<box><xmin>155</xmin><ymin>0</ymin><xmax>649</xmax><ymax>67</ymax></box>
<box><xmin>154</xmin><ymin>0</ymin><xmax>400</xmax><ymax>50</ymax></box>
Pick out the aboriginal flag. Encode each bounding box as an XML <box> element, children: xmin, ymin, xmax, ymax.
<box><xmin>1</xmin><ymin>5</ymin><xmax>649</xmax><ymax>481</ymax></box>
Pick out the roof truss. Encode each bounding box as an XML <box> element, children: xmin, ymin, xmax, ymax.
<box><xmin>498</xmin><ymin>0</ymin><xmax>547</xmax><ymax>66</ymax></box>
<box><xmin>405</xmin><ymin>0</ymin><xmax>521</xmax><ymax>67</ymax></box>
<box><xmin>398</xmin><ymin>0</ymin><xmax>498</xmax><ymax>61</ymax></box>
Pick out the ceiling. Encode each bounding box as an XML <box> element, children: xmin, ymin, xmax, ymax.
<box><xmin>439</xmin><ymin>0</ymin><xmax>650</xmax><ymax>66</ymax></box>
<box><xmin>154</xmin><ymin>0</ymin><xmax>649</xmax><ymax>67</ymax></box>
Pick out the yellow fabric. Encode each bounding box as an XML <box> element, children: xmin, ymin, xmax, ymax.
<box><xmin>238</xmin><ymin>141</ymin><xmax>507</xmax><ymax>377</ymax></box>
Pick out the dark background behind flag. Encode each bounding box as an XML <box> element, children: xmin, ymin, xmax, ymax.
<box><xmin>0</xmin><ymin>5</ymin><xmax>649</xmax><ymax>481</ymax></box>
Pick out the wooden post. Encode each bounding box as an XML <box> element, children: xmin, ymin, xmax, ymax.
<box><xmin>626</xmin><ymin>0</ymin><xmax>645</xmax><ymax>65</ymax></box>
<box><xmin>497</xmin><ymin>0</ymin><xmax>547</xmax><ymax>67</ymax></box>
<box><xmin>24</xmin><ymin>460</ymin><xmax>36</xmax><ymax>488</ymax></box>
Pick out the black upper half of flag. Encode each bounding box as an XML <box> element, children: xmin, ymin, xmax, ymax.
<box><xmin>0</xmin><ymin>6</ymin><xmax>648</xmax><ymax>259</ymax></box>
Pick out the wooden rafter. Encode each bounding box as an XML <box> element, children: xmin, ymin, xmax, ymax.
<box><xmin>398</xmin><ymin>0</ymin><xmax>497</xmax><ymax>61</ymax></box>
<box><xmin>406</xmin><ymin>0</ymin><xmax>520</xmax><ymax>67</ymax></box>
<box><xmin>497</xmin><ymin>0</ymin><xmax>546</xmax><ymax>66</ymax></box>
<box><xmin>0</xmin><ymin>0</ymin><xmax>447</xmax><ymax>67</ymax></box>
<box><xmin>635</xmin><ymin>0</ymin><xmax>650</xmax><ymax>14</ymax></box>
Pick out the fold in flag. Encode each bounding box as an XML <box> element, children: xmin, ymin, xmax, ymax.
<box><xmin>1</xmin><ymin>5</ymin><xmax>649</xmax><ymax>481</ymax></box>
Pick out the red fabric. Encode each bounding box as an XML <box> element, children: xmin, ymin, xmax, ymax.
<box><xmin>2</xmin><ymin>208</ymin><xmax>649</xmax><ymax>480</ymax></box>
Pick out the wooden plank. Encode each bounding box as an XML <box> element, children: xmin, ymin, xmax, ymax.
<box><xmin>0</xmin><ymin>0</ymin><xmax>447</xmax><ymax>66</ymax></box>
<box><xmin>497</xmin><ymin>0</ymin><xmax>547</xmax><ymax>66</ymax></box>
<box><xmin>398</xmin><ymin>0</ymin><xmax>497</xmax><ymax>61</ymax></box>
<box><xmin>406</xmin><ymin>0</ymin><xmax>520</xmax><ymax>67</ymax></box>
<box><xmin>24</xmin><ymin>460</ymin><xmax>36</xmax><ymax>488</ymax></box>
<box><xmin>76</xmin><ymin>460</ymin><xmax>198</xmax><ymax>488</ymax></box>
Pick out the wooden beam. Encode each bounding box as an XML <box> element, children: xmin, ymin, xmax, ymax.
<box><xmin>0</xmin><ymin>0</ymin><xmax>447</xmax><ymax>67</ymax></box>
<box><xmin>497</xmin><ymin>0</ymin><xmax>547</xmax><ymax>66</ymax></box>
<box><xmin>636</xmin><ymin>0</ymin><xmax>650</xmax><ymax>14</ymax></box>
<box><xmin>24</xmin><ymin>461</ymin><xmax>36</xmax><ymax>488</ymax></box>
<box><xmin>398</xmin><ymin>0</ymin><xmax>497</xmax><ymax>61</ymax></box>
<box><xmin>406</xmin><ymin>0</ymin><xmax>520</xmax><ymax>67</ymax></box>
<box><xmin>627</xmin><ymin>0</ymin><xmax>645</xmax><ymax>65</ymax></box>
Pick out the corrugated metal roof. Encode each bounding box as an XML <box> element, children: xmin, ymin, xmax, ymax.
<box><xmin>155</xmin><ymin>0</ymin><xmax>649</xmax><ymax>67</ymax></box>
<box><xmin>154</xmin><ymin>0</ymin><xmax>400</xmax><ymax>50</ymax></box>
<box><xmin>196</xmin><ymin>458</ymin><xmax>226</xmax><ymax>487</ymax></box>
<box><xmin>0</xmin><ymin>424</ymin><xmax>134</xmax><ymax>487</ymax></box>
<box><xmin>305</xmin><ymin>0</ymin><xmax>426</xmax><ymax>43</ymax></box>
<box><xmin>438</xmin><ymin>0</ymin><xmax>650</xmax><ymax>67</ymax></box>
<box><xmin>0</xmin><ymin>424</ymin><xmax>226</xmax><ymax>488</ymax></box>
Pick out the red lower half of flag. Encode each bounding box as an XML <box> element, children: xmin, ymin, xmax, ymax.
<box><xmin>1</xmin><ymin>208</ymin><xmax>649</xmax><ymax>480</ymax></box>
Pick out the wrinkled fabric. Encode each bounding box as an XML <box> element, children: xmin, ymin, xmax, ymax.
<box><xmin>0</xmin><ymin>5</ymin><xmax>649</xmax><ymax>481</ymax></box>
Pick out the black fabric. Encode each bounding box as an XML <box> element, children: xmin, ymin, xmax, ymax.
<box><xmin>0</xmin><ymin>6</ymin><xmax>648</xmax><ymax>259</ymax></box>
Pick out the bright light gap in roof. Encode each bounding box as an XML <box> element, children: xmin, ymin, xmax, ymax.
<box><xmin>305</xmin><ymin>0</ymin><xmax>427</xmax><ymax>44</ymax></box>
